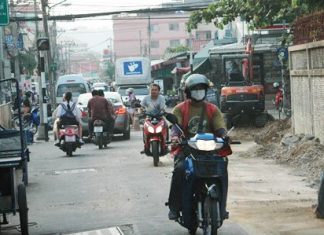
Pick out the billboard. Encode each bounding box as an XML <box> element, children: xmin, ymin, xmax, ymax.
<box><xmin>123</xmin><ymin>61</ymin><xmax>143</xmax><ymax>76</ymax></box>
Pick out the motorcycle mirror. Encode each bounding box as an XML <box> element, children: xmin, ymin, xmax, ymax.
<box><xmin>165</xmin><ymin>113</ymin><xmax>178</xmax><ymax>124</ymax></box>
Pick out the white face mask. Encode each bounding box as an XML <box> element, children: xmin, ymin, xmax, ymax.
<box><xmin>191</xmin><ymin>89</ymin><xmax>206</xmax><ymax>101</ymax></box>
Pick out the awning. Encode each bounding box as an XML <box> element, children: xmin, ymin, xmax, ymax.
<box><xmin>181</xmin><ymin>58</ymin><xmax>212</xmax><ymax>82</ymax></box>
<box><xmin>171</xmin><ymin>67</ymin><xmax>191</xmax><ymax>74</ymax></box>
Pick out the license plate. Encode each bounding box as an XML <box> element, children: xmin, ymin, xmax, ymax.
<box><xmin>94</xmin><ymin>126</ymin><xmax>103</xmax><ymax>132</ymax></box>
<box><xmin>65</xmin><ymin>135</ymin><xmax>76</xmax><ymax>142</ymax></box>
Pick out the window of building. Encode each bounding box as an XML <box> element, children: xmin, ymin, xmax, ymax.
<box><xmin>150</xmin><ymin>40</ymin><xmax>159</xmax><ymax>48</ymax></box>
<box><xmin>214</xmin><ymin>31</ymin><xmax>219</xmax><ymax>40</ymax></box>
<box><xmin>195</xmin><ymin>31</ymin><xmax>212</xmax><ymax>40</ymax></box>
<box><xmin>170</xmin><ymin>40</ymin><xmax>180</xmax><ymax>47</ymax></box>
<box><xmin>150</xmin><ymin>24</ymin><xmax>159</xmax><ymax>33</ymax></box>
<box><xmin>169</xmin><ymin>23</ymin><xmax>179</xmax><ymax>31</ymax></box>
<box><xmin>224</xmin><ymin>23</ymin><xmax>233</xmax><ymax>38</ymax></box>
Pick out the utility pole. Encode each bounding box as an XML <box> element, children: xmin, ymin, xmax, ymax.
<box><xmin>147</xmin><ymin>12</ymin><xmax>151</xmax><ymax>60</ymax></box>
<box><xmin>139</xmin><ymin>30</ymin><xmax>142</xmax><ymax>56</ymax></box>
<box><xmin>0</xmin><ymin>28</ymin><xmax>4</xmax><ymax>80</ymax></box>
<box><xmin>9</xmin><ymin>1</ymin><xmax>20</xmax><ymax>82</ymax></box>
<box><xmin>40</xmin><ymin>0</ymin><xmax>55</xmax><ymax>106</ymax></box>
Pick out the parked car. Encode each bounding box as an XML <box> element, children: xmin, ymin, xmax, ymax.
<box><xmin>77</xmin><ymin>92</ymin><xmax>131</xmax><ymax>140</ymax></box>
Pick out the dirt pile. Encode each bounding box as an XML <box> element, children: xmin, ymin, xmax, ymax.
<box><xmin>231</xmin><ymin>119</ymin><xmax>324</xmax><ymax>186</ymax></box>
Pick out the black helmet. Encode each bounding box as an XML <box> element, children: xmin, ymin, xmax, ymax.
<box><xmin>184</xmin><ymin>74</ymin><xmax>209</xmax><ymax>100</ymax></box>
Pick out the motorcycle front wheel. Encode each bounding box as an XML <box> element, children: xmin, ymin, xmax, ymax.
<box><xmin>151</xmin><ymin>140</ymin><xmax>159</xmax><ymax>167</ymax></box>
<box><xmin>206</xmin><ymin>198</ymin><xmax>221</xmax><ymax>235</ymax></box>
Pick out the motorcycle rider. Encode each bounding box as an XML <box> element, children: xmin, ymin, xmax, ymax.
<box><xmin>140</xmin><ymin>83</ymin><xmax>166</xmax><ymax>113</ymax></box>
<box><xmin>55</xmin><ymin>91</ymin><xmax>84</xmax><ymax>146</ymax></box>
<box><xmin>167</xmin><ymin>74</ymin><xmax>228</xmax><ymax>220</ymax></box>
<box><xmin>87</xmin><ymin>89</ymin><xmax>115</xmax><ymax>141</ymax></box>
<box><xmin>126</xmin><ymin>88</ymin><xmax>137</xmax><ymax>126</ymax></box>
<box><xmin>273</xmin><ymin>82</ymin><xmax>283</xmax><ymax>110</ymax></box>
<box><xmin>140</xmin><ymin>83</ymin><xmax>168</xmax><ymax>150</ymax></box>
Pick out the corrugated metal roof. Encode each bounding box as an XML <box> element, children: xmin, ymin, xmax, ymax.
<box><xmin>209</xmin><ymin>42</ymin><xmax>278</xmax><ymax>55</ymax></box>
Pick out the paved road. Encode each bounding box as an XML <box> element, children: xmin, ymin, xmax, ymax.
<box><xmin>2</xmin><ymin>130</ymin><xmax>322</xmax><ymax>235</ymax></box>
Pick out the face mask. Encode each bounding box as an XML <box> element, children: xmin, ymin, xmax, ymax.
<box><xmin>191</xmin><ymin>89</ymin><xmax>206</xmax><ymax>101</ymax></box>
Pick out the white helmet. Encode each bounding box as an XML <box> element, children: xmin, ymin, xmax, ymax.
<box><xmin>126</xmin><ymin>88</ymin><xmax>134</xmax><ymax>94</ymax></box>
<box><xmin>273</xmin><ymin>82</ymin><xmax>280</xmax><ymax>88</ymax></box>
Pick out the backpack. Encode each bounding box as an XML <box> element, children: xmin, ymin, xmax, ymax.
<box><xmin>60</xmin><ymin>102</ymin><xmax>77</xmax><ymax>125</ymax></box>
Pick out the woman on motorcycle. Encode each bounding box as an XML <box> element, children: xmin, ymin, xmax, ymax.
<box><xmin>55</xmin><ymin>92</ymin><xmax>84</xmax><ymax>146</ymax></box>
<box><xmin>167</xmin><ymin>74</ymin><xmax>228</xmax><ymax>220</ymax></box>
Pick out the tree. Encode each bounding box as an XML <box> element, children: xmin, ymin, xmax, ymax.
<box><xmin>105</xmin><ymin>61</ymin><xmax>115</xmax><ymax>81</ymax></box>
<box><xmin>187</xmin><ymin>0</ymin><xmax>324</xmax><ymax>32</ymax></box>
<box><xmin>18</xmin><ymin>52</ymin><xmax>37</xmax><ymax>76</ymax></box>
<box><xmin>164</xmin><ymin>45</ymin><xmax>190</xmax><ymax>54</ymax></box>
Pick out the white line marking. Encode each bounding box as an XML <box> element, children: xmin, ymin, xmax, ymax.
<box><xmin>64</xmin><ymin>227</ymin><xmax>124</xmax><ymax>235</ymax></box>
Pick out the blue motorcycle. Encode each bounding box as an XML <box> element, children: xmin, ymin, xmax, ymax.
<box><xmin>165</xmin><ymin>113</ymin><xmax>239</xmax><ymax>235</ymax></box>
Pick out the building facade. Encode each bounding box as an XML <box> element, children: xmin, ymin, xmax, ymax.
<box><xmin>112</xmin><ymin>12</ymin><xmax>220</xmax><ymax>60</ymax></box>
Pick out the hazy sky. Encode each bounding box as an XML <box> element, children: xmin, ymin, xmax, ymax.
<box><xmin>51</xmin><ymin>0</ymin><xmax>175</xmax><ymax>54</ymax></box>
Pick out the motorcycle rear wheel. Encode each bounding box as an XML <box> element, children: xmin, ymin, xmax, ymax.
<box><xmin>151</xmin><ymin>141</ymin><xmax>159</xmax><ymax>167</ymax></box>
<box><xmin>66</xmin><ymin>144</ymin><xmax>73</xmax><ymax>157</ymax></box>
<box><xmin>97</xmin><ymin>134</ymin><xmax>103</xmax><ymax>149</ymax></box>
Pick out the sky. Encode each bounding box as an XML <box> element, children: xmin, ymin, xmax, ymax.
<box><xmin>51</xmin><ymin>0</ymin><xmax>177</xmax><ymax>54</ymax></box>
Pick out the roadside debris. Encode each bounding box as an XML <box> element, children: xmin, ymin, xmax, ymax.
<box><xmin>231</xmin><ymin>118</ymin><xmax>324</xmax><ymax>219</ymax></box>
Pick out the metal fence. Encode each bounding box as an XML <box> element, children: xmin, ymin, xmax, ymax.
<box><xmin>289</xmin><ymin>40</ymin><xmax>324</xmax><ymax>143</ymax></box>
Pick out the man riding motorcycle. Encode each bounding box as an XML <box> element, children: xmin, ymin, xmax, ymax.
<box><xmin>87</xmin><ymin>89</ymin><xmax>115</xmax><ymax>140</ymax></box>
<box><xmin>140</xmin><ymin>83</ymin><xmax>166</xmax><ymax>113</ymax></box>
<box><xmin>167</xmin><ymin>74</ymin><xmax>228</xmax><ymax>220</ymax></box>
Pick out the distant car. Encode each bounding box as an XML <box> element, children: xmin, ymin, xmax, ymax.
<box><xmin>117</xmin><ymin>84</ymin><xmax>149</xmax><ymax>103</ymax></box>
<box><xmin>77</xmin><ymin>92</ymin><xmax>131</xmax><ymax>140</ymax></box>
<box><xmin>92</xmin><ymin>82</ymin><xmax>113</xmax><ymax>92</ymax></box>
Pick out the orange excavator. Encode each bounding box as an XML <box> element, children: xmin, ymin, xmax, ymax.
<box><xmin>220</xmin><ymin>52</ymin><xmax>268</xmax><ymax>128</ymax></box>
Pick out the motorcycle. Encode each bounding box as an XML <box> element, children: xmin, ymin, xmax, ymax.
<box><xmin>93</xmin><ymin>119</ymin><xmax>110</xmax><ymax>149</ymax></box>
<box><xmin>56</xmin><ymin>125</ymin><xmax>81</xmax><ymax>156</ymax></box>
<box><xmin>12</xmin><ymin>106</ymin><xmax>40</xmax><ymax>144</ymax></box>
<box><xmin>141</xmin><ymin>109</ymin><xmax>169</xmax><ymax>167</ymax></box>
<box><xmin>165</xmin><ymin>113</ymin><xmax>238</xmax><ymax>235</ymax></box>
<box><xmin>274</xmin><ymin>87</ymin><xmax>284</xmax><ymax>119</ymax></box>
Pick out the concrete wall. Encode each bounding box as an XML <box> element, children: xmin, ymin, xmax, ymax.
<box><xmin>0</xmin><ymin>103</ymin><xmax>12</xmax><ymax>128</ymax></box>
<box><xmin>289</xmin><ymin>40</ymin><xmax>324</xmax><ymax>143</ymax></box>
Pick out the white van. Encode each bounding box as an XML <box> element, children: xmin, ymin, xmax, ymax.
<box><xmin>55</xmin><ymin>74</ymin><xmax>91</xmax><ymax>104</ymax></box>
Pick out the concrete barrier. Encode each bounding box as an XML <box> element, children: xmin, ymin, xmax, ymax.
<box><xmin>289</xmin><ymin>40</ymin><xmax>324</xmax><ymax>143</ymax></box>
<box><xmin>0</xmin><ymin>103</ymin><xmax>12</xmax><ymax>128</ymax></box>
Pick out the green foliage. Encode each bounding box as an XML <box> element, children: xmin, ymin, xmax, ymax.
<box><xmin>105</xmin><ymin>60</ymin><xmax>115</xmax><ymax>80</ymax></box>
<box><xmin>165</xmin><ymin>45</ymin><xmax>190</xmax><ymax>54</ymax></box>
<box><xmin>187</xmin><ymin>0</ymin><xmax>324</xmax><ymax>32</ymax></box>
<box><xmin>18</xmin><ymin>52</ymin><xmax>37</xmax><ymax>75</ymax></box>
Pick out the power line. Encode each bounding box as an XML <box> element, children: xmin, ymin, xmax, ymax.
<box><xmin>10</xmin><ymin>5</ymin><xmax>207</xmax><ymax>22</ymax></box>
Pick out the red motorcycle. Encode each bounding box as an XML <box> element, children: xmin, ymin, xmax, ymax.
<box><xmin>141</xmin><ymin>109</ymin><xmax>168</xmax><ymax>167</ymax></box>
<box><xmin>273</xmin><ymin>82</ymin><xmax>284</xmax><ymax>119</ymax></box>
<box><xmin>57</xmin><ymin>125</ymin><xmax>81</xmax><ymax>156</ymax></box>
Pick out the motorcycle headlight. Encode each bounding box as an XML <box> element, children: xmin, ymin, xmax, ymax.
<box><xmin>148</xmin><ymin>126</ymin><xmax>155</xmax><ymax>133</ymax></box>
<box><xmin>189</xmin><ymin>140</ymin><xmax>223</xmax><ymax>151</ymax></box>
<box><xmin>156</xmin><ymin>126</ymin><xmax>163</xmax><ymax>133</ymax></box>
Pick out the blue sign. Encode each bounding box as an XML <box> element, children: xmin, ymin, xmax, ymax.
<box><xmin>123</xmin><ymin>61</ymin><xmax>143</xmax><ymax>76</ymax></box>
<box><xmin>277</xmin><ymin>47</ymin><xmax>288</xmax><ymax>61</ymax></box>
